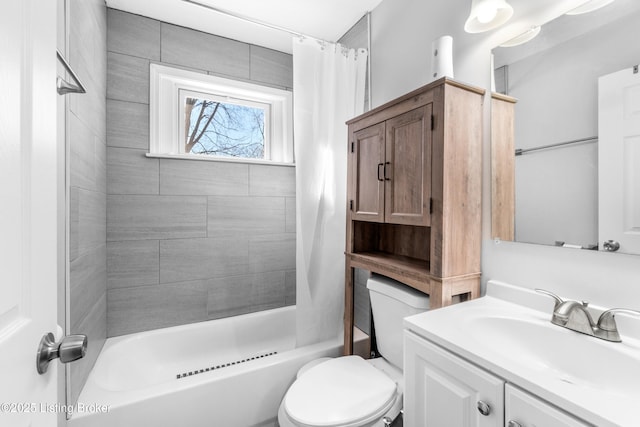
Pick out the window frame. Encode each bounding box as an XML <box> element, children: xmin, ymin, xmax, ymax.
<box><xmin>150</xmin><ymin>64</ymin><xmax>293</xmax><ymax>164</ymax></box>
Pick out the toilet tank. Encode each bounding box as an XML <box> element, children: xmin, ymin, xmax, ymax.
<box><xmin>367</xmin><ymin>274</ymin><xmax>430</xmax><ymax>370</ymax></box>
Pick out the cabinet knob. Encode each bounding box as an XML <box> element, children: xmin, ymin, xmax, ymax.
<box><xmin>507</xmin><ymin>421</ymin><xmax>523</xmax><ymax>427</ymax></box>
<box><xmin>477</xmin><ymin>400</ymin><xmax>491</xmax><ymax>416</ymax></box>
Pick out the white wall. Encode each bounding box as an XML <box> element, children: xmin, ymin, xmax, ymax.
<box><xmin>369</xmin><ymin>0</ymin><xmax>640</xmax><ymax>309</ymax></box>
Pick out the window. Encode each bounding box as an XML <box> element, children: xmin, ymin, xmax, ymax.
<box><xmin>150</xmin><ymin>64</ymin><xmax>293</xmax><ymax>163</ymax></box>
<box><xmin>180</xmin><ymin>90</ymin><xmax>269</xmax><ymax>158</ymax></box>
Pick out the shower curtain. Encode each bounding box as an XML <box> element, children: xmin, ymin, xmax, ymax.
<box><xmin>293</xmin><ymin>37</ymin><xmax>367</xmax><ymax>346</ymax></box>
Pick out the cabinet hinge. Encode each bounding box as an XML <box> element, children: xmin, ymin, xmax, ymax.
<box><xmin>350</xmin><ymin>141</ymin><xmax>355</xmax><ymax>153</ymax></box>
<box><xmin>350</xmin><ymin>200</ymin><xmax>354</xmax><ymax>210</ymax></box>
<box><xmin>429</xmin><ymin>197</ymin><xmax>433</xmax><ymax>214</ymax></box>
<box><xmin>430</xmin><ymin>114</ymin><xmax>435</xmax><ymax>131</ymax></box>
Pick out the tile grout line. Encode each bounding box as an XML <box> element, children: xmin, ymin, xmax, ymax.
<box><xmin>205</xmin><ymin>194</ymin><xmax>209</xmax><ymax>239</ymax></box>
<box><xmin>157</xmin><ymin>239</ymin><xmax>161</xmax><ymax>290</ymax></box>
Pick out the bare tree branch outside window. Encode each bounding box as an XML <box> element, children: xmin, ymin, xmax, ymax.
<box><xmin>184</xmin><ymin>97</ymin><xmax>266</xmax><ymax>159</ymax></box>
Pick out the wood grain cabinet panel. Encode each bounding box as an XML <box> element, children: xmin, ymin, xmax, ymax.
<box><xmin>385</xmin><ymin>105</ymin><xmax>432</xmax><ymax>226</ymax></box>
<box><xmin>352</xmin><ymin>122</ymin><xmax>385</xmax><ymax>222</ymax></box>
<box><xmin>344</xmin><ymin>78</ymin><xmax>484</xmax><ymax>354</ymax></box>
<box><xmin>491</xmin><ymin>93</ymin><xmax>516</xmax><ymax>242</ymax></box>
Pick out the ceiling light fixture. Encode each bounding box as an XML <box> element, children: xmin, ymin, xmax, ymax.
<box><xmin>464</xmin><ymin>0</ymin><xmax>514</xmax><ymax>33</ymax></box>
<box><xmin>566</xmin><ymin>0</ymin><xmax>615</xmax><ymax>15</ymax></box>
<box><xmin>499</xmin><ymin>26</ymin><xmax>541</xmax><ymax>47</ymax></box>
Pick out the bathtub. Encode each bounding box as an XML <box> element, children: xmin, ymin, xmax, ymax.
<box><xmin>69</xmin><ymin>306</ymin><xmax>342</xmax><ymax>427</ymax></box>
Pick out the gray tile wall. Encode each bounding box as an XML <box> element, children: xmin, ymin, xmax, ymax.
<box><xmin>106</xmin><ymin>8</ymin><xmax>295</xmax><ymax>337</ymax></box>
<box><xmin>67</xmin><ymin>0</ymin><xmax>107</xmax><ymax>405</ymax></box>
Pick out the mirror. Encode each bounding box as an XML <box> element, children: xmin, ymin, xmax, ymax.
<box><xmin>491</xmin><ymin>0</ymin><xmax>640</xmax><ymax>255</ymax></box>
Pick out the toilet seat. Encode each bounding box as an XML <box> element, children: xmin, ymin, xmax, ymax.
<box><xmin>283</xmin><ymin>356</ymin><xmax>397</xmax><ymax>427</ymax></box>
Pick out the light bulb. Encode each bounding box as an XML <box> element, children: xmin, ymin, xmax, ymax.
<box><xmin>476</xmin><ymin>4</ymin><xmax>498</xmax><ymax>24</ymax></box>
<box><xmin>464</xmin><ymin>0</ymin><xmax>513</xmax><ymax>33</ymax></box>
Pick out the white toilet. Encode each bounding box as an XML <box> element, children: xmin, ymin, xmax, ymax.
<box><xmin>278</xmin><ymin>274</ymin><xmax>430</xmax><ymax>427</ymax></box>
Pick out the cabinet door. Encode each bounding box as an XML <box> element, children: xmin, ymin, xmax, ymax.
<box><xmin>505</xmin><ymin>384</ymin><xmax>590</xmax><ymax>427</ymax></box>
<box><xmin>404</xmin><ymin>331</ymin><xmax>504</xmax><ymax>427</ymax></box>
<box><xmin>351</xmin><ymin>122</ymin><xmax>386</xmax><ymax>222</ymax></box>
<box><xmin>385</xmin><ymin>105</ymin><xmax>432</xmax><ymax>226</ymax></box>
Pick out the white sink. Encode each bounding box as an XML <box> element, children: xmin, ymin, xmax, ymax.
<box><xmin>404</xmin><ymin>280</ymin><xmax>640</xmax><ymax>427</ymax></box>
<box><xmin>466</xmin><ymin>314</ymin><xmax>640</xmax><ymax>398</ymax></box>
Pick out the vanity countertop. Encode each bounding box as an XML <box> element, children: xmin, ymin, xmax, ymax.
<box><xmin>404</xmin><ymin>280</ymin><xmax>640</xmax><ymax>427</ymax></box>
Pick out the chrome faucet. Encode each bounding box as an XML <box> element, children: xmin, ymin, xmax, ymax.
<box><xmin>536</xmin><ymin>289</ymin><xmax>640</xmax><ymax>342</ymax></box>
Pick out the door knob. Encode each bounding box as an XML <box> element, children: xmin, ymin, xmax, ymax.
<box><xmin>37</xmin><ymin>332</ymin><xmax>88</xmax><ymax>374</ymax></box>
<box><xmin>603</xmin><ymin>240</ymin><xmax>620</xmax><ymax>252</ymax></box>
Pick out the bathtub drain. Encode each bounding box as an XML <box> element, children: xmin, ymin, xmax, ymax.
<box><xmin>176</xmin><ymin>351</ymin><xmax>278</xmax><ymax>379</ymax></box>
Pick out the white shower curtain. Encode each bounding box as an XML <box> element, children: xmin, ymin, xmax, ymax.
<box><xmin>293</xmin><ymin>37</ymin><xmax>368</xmax><ymax>346</ymax></box>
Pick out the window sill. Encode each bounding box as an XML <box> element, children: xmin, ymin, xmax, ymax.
<box><xmin>145</xmin><ymin>152</ymin><xmax>295</xmax><ymax>167</ymax></box>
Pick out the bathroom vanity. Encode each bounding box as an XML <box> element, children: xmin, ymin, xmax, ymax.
<box><xmin>404</xmin><ymin>280</ymin><xmax>639</xmax><ymax>427</ymax></box>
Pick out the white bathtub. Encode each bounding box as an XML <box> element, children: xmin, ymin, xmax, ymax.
<box><xmin>69</xmin><ymin>306</ymin><xmax>342</xmax><ymax>427</ymax></box>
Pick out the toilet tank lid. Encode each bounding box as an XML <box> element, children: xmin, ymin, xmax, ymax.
<box><xmin>366</xmin><ymin>274</ymin><xmax>430</xmax><ymax>309</ymax></box>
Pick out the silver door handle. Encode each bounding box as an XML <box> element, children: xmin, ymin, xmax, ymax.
<box><xmin>37</xmin><ymin>332</ymin><xmax>87</xmax><ymax>374</ymax></box>
<box><xmin>603</xmin><ymin>240</ymin><xmax>620</xmax><ymax>252</ymax></box>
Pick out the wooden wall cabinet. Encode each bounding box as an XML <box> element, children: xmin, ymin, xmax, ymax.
<box><xmin>352</xmin><ymin>105</ymin><xmax>432</xmax><ymax>226</ymax></box>
<box><xmin>344</xmin><ymin>78</ymin><xmax>485</xmax><ymax>354</ymax></box>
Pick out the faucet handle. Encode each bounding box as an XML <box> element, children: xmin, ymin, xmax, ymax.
<box><xmin>596</xmin><ymin>309</ymin><xmax>640</xmax><ymax>343</ymax></box>
<box><xmin>535</xmin><ymin>289</ymin><xmax>564</xmax><ymax>309</ymax></box>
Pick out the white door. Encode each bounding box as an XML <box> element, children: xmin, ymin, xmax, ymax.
<box><xmin>0</xmin><ymin>0</ymin><xmax>60</xmax><ymax>425</ymax></box>
<box><xmin>598</xmin><ymin>66</ymin><xmax>640</xmax><ymax>254</ymax></box>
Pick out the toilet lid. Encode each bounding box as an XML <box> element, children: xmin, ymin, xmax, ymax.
<box><xmin>284</xmin><ymin>356</ymin><xmax>397</xmax><ymax>427</ymax></box>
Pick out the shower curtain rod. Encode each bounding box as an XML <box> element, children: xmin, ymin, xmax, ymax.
<box><xmin>182</xmin><ymin>0</ymin><xmax>372</xmax><ymax>111</ymax></box>
<box><xmin>182</xmin><ymin>0</ymin><xmax>335</xmax><ymax>44</ymax></box>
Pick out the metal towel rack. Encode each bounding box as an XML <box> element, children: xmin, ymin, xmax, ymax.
<box><xmin>56</xmin><ymin>50</ymin><xmax>86</xmax><ymax>95</ymax></box>
<box><xmin>515</xmin><ymin>136</ymin><xmax>597</xmax><ymax>156</ymax></box>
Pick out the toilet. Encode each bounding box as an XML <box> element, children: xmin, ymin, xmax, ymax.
<box><xmin>278</xmin><ymin>274</ymin><xmax>431</xmax><ymax>427</ymax></box>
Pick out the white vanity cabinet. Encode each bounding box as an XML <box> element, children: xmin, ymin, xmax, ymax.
<box><xmin>404</xmin><ymin>331</ymin><xmax>504</xmax><ymax>427</ymax></box>
<box><xmin>403</xmin><ymin>280</ymin><xmax>636</xmax><ymax>426</ymax></box>
<box><xmin>505</xmin><ymin>385</ymin><xmax>590</xmax><ymax>427</ymax></box>
<box><xmin>404</xmin><ymin>330</ymin><xmax>591</xmax><ymax>427</ymax></box>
